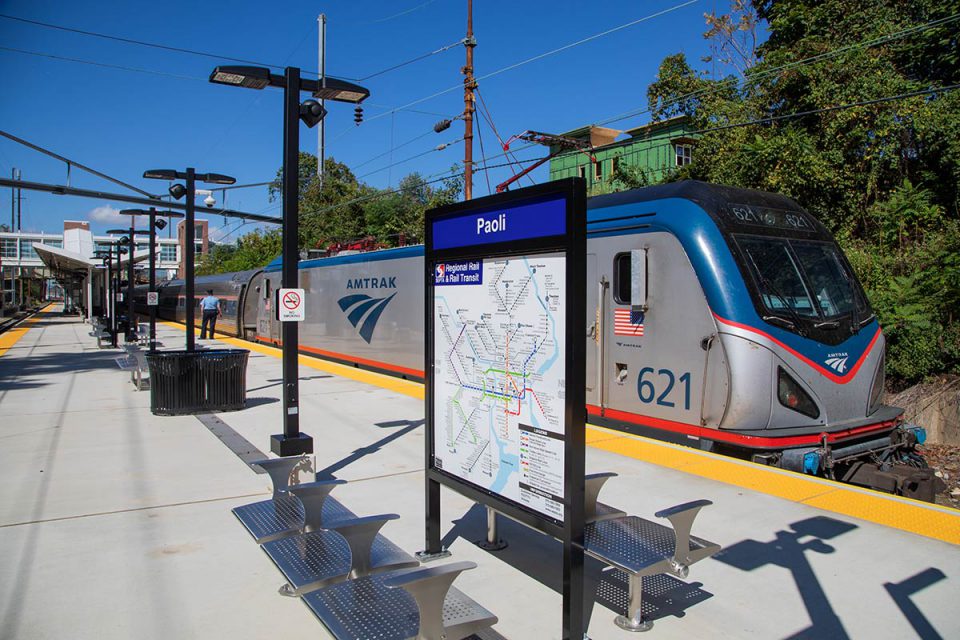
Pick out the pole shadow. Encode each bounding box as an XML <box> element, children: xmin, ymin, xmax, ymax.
<box><xmin>315</xmin><ymin>419</ymin><xmax>423</xmax><ymax>480</ymax></box>
<box><xmin>884</xmin><ymin>568</ymin><xmax>948</xmax><ymax>640</ymax></box>
<box><xmin>713</xmin><ymin>515</ymin><xmax>857</xmax><ymax>639</ymax></box>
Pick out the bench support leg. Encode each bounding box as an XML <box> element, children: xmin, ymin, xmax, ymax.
<box><xmin>615</xmin><ymin>574</ymin><xmax>653</xmax><ymax>632</ymax></box>
<box><xmin>477</xmin><ymin>506</ymin><xmax>508</xmax><ymax>551</ymax></box>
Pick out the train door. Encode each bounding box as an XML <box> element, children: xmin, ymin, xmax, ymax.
<box><xmin>601</xmin><ymin>232</ymin><xmax>729</xmax><ymax>441</ymax></box>
<box><xmin>256</xmin><ymin>276</ymin><xmax>273</xmax><ymax>342</ymax></box>
<box><xmin>585</xmin><ymin>253</ymin><xmax>601</xmax><ymax>406</ymax></box>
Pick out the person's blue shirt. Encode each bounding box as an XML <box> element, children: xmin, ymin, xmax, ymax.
<box><xmin>200</xmin><ymin>295</ymin><xmax>220</xmax><ymax>312</ymax></box>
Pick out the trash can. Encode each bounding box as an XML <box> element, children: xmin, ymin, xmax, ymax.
<box><xmin>146</xmin><ymin>348</ymin><xmax>249</xmax><ymax>415</ymax></box>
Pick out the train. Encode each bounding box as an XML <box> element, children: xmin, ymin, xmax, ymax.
<box><xmin>137</xmin><ymin>181</ymin><xmax>941</xmax><ymax>501</ymax></box>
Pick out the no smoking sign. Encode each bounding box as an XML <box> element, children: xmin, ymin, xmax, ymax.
<box><xmin>277</xmin><ymin>288</ymin><xmax>305</xmax><ymax>322</ymax></box>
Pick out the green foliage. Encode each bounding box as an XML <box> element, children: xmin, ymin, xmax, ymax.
<box><xmin>200</xmin><ymin>154</ymin><xmax>463</xmax><ymax>273</ymax></box>
<box><xmin>640</xmin><ymin>0</ymin><xmax>960</xmax><ymax>383</ymax></box>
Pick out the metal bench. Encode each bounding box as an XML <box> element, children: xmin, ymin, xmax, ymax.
<box><xmin>114</xmin><ymin>345</ymin><xmax>150</xmax><ymax>391</ymax></box>
<box><xmin>261</xmin><ymin>500</ymin><xmax>418</xmax><ymax>596</ymax></box>
<box><xmin>88</xmin><ymin>319</ymin><xmax>112</xmax><ymax>348</ymax></box>
<box><xmin>302</xmin><ymin>561</ymin><xmax>498</xmax><ymax>640</ymax></box>
<box><xmin>584</xmin><ymin>501</ymin><xmax>720</xmax><ymax>632</ymax></box>
<box><xmin>482</xmin><ymin>472</ymin><xmax>719</xmax><ymax>633</ymax></box>
<box><xmin>233</xmin><ymin>456</ymin><xmax>355</xmax><ymax>544</ymax></box>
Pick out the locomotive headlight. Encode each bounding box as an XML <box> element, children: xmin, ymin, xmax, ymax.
<box><xmin>777</xmin><ymin>367</ymin><xmax>820</xmax><ymax>419</ymax></box>
<box><xmin>867</xmin><ymin>349</ymin><xmax>885</xmax><ymax>416</ymax></box>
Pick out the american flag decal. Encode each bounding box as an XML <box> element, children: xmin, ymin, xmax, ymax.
<box><xmin>614</xmin><ymin>308</ymin><xmax>645</xmax><ymax>336</ymax></box>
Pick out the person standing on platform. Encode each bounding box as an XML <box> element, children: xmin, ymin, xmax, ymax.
<box><xmin>200</xmin><ymin>289</ymin><xmax>221</xmax><ymax>340</ymax></box>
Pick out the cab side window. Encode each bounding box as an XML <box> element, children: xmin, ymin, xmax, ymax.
<box><xmin>613</xmin><ymin>253</ymin><xmax>631</xmax><ymax>304</ymax></box>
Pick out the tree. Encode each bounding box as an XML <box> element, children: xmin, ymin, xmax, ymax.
<box><xmin>639</xmin><ymin>0</ymin><xmax>960</xmax><ymax>382</ymax></box>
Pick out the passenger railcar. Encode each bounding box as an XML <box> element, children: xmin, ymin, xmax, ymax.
<box><xmin>141</xmin><ymin>182</ymin><xmax>937</xmax><ymax>500</ymax></box>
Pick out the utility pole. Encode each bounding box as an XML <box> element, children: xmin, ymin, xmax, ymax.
<box><xmin>317</xmin><ymin>13</ymin><xmax>326</xmax><ymax>182</ymax></box>
<box><xmin>16</xmin><ymin>169</ymin><xmax>22</xmax><ymax>231</ymax></box>
<box><xmin>463</xmin><ymin>0</ymin><xmax>476</xmax><ymax>200</ymax></box>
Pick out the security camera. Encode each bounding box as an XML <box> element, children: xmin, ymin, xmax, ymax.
<box><xmin>204</xmin><ymin>194</ymin><xmax>216</xmax><ymax>208</ymax></box>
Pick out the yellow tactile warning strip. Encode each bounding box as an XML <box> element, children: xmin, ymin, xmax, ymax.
<box><xmin>0</xmin><ymin>304</ymin><xmax>55</xmax><ymax>357</ymax></box>
<box><xmin>162</xmin><ymin>321</ymin><xmax>960</xmax><ymax>545</ymax></box>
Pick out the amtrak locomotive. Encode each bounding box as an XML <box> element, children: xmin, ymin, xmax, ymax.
<box><xmin>140</xmin><ymin>182</ymin><xmax>938</xmax><ymax>501</ymax></box>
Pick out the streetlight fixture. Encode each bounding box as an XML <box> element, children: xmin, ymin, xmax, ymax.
<box><xmin>209</xmin><ymin>64</ymin><xmax>369</xmax><ymax>457</ymax></box>
<box><xmin>143</xmin><ymin>168</ymin><xmax>236</xmax><ymax>351</ymax></box>
<box><xmin>120</xmin><ymin>208</ymin><xmax>184</xmax><ymax>351</ymax></box>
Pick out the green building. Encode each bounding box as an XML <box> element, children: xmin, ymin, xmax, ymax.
<box><xmin>547</xmin><ymin>116</ymin><xmax>697</xmax><ymax>195</ymax></box>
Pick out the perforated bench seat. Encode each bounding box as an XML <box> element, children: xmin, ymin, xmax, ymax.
<box><xmin>262</xmin><ymin>523</ymin><xmax>419</xmax><ymax>596</ymax></box>
<box><xmin>233</xmin><ymin>494</ymin><xmax>356</xmax><ymax>544</ymax></box>
<box><xmin>302</xmin><ymin>562</ymin><xmax>498</xmax><ymax>640</ymax></box>
<box><xmin>582</xmin><ymin>503</ymin><xmax>720</xmax><ymax>632</ymax></box>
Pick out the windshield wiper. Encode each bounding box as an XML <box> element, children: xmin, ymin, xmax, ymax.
<box><xmin>763</xmin><ymin>315</ymin><xmax>796</xmax><ymax>330</ymax></box>
<box><xmin>858</xmin><ymin>312</ymin><xmax>876</xmax><ymax>327</ymax></box>
<box><xmin>814</xmin><ymin>320</ymin><xmax>840</xmax><ymax>329</ymax></box>
<box><xmin>746</xmin><ymin>252</ymin><xmax>807</xmax><ymax>336</ymax></box>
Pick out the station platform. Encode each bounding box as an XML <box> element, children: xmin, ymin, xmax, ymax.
<box><xmin>1</xmin><ymin>306</ymin><xmax>958</xmax><ymax>640</ymax></box>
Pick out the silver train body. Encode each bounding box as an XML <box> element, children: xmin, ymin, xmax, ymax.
<box><xmin>140</xmin><ymin>182</ymin><xmax>938</xmax><ymax>500</ymax></box>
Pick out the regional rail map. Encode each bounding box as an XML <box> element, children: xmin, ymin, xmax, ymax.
<box><xmin>433</xmin><ymin>253</ymin><xmax>567</xmax><ymax>519</ymax></box>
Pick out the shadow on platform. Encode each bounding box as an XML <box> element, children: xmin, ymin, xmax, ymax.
<box><xmin>441</xmin><ymin>503</ymin><xmax>713</xmax><ymax>630</ymax></box>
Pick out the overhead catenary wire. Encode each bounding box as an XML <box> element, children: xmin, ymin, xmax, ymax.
<box><xmin>0</xmin><ymin>12</ymin><xmax>354</xmax><ymax>79</ymax></box>
<box><xmin>359</xmin><ymin>137</ymin><xmax>464</xmax><ymax>179</ymax></box>
<box><xmin>0</xmin><ymin>129</ymin><xmax>155</xmax><ymax>196</ymax></box>
<box><xmin>0</xmin><ymin>45</ymin><xmax>206</xmax><ymax>82</ymax></box>
<box><xmin>357</xmin><ymin>0</ymin><xmax>701</xmax><ymax>126</ymax></box>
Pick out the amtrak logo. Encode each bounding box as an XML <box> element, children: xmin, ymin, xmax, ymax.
<box><xmin>337</xmin><ymin>293</ymin><xmax>397</xmax><ymax>343</ymax></box>
<box><xmin>825</xmin><ymin>352</ymin><xmax>849</xmax><ymax>374</ymax></box>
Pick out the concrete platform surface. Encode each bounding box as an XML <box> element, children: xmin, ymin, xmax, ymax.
<box><xmin>1</xmin><ymin>308</ymin><xmax>958</xmax><ymax>640</ymax></box>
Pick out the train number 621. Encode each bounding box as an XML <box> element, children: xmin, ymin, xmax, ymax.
<box><xmin>637</xmin><ymin>367</ymin><xmax>691</xmax><ymax>410</ymax></box>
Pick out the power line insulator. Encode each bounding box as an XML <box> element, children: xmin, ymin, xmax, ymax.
<box><xmin>434</xmin><ymin>119</ymin><xmax>452</xmax><ymax>133</ymax></box>
<box><xmin>354</xmin><ymin>106</ymin><xmax>363</xmax><ymax>126</ymax></box>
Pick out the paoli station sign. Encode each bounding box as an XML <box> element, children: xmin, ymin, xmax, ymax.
<box><xmin>423</xmin><ymin>177</ymin><xmax>587</xmax><ymax>639</ymax></box>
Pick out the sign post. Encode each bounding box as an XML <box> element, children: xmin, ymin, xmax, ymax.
<box><xmin>422</xmin><ymin>178</ymin><xmax>586</xmax><ymax>639</ymax></box>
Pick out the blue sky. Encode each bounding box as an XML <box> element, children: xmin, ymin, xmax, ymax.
<box><xmin>0</xmin><ymin>0</ymin><xmax>727</xmax><ymax>240</ymax></box>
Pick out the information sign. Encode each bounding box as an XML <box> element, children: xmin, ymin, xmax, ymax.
<box><xmin>423</xmin><ymin>178</ymin><xmax>587</xmax><ymax>638</ymax></box>
<box><xmin>146</xmin><ymin>291</ymin><xmax>159</xmax><ymax>306</ymax></box>
<box><xmin>277</xmin><ymin>288</ymin><xmax>305</xmax><ymax>322</ymax></box>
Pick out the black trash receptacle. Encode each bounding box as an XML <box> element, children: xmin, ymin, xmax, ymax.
<box><xmin>146</xmin><ymin>349</ymin><xmax>249</xmax><ymax>415</ymax></box>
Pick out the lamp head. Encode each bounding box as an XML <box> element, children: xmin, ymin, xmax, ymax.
<box><xmin>143</xmin><ymin>169</ymin><xmax>178</xmax><ymax>180</ymax></box>
<box><xmin>209</xmin><ymin>66</ymin><xmax>272</xmax><ymax>90</ymax></box>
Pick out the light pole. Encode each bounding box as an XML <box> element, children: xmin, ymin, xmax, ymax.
<box><xmin>120</xmin><ymin>208</ymin><xmax>184</xmax><ymax>351</ymax></box>
<box><xmin>93</xmin><ymin>250</ymin><xmax>112</xmax><ymax>330</ymax></box>
<box><xmin>105</xmin><ymin>232</ymin><xmax>130</xmax><ymax>348</ymax></box>
<box><xmin>143</xmin><ymin>169</ymin><xmax>236</xmax><ymax>351</ymax></box>
<box><xmin>209</xmin><ymin>65</ymin><xmax>369</xmax><ymax>458</ymax></box>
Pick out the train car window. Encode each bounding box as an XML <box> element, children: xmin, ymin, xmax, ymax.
<box><xmin>613</xmin><ymin>253</ymin><xmax>631</xmax><ymax>304</ymax></box>
<box><xmin>791</xmin><ymin>241</ymin><xmax>857</xmax><ymax>318</ymax></box>
<box><xmin>263</xmin><ymin>280</ymin><xmax>271</xmax><ymax>300</ymax></box>
<box><xmin>736</xmin><ymin>236</ymin><xmax>818</xmax><ymax>317</ymax></box>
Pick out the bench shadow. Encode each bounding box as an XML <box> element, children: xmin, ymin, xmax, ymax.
<box><xmin>713</xmin><ymin>515</ymin><xmax>857</xmax><ymax>639</ymax></box>
<box><xmin>442</xmin><ymin>503</ymin><xmax>713</xmax><ymax>631</ymax></box>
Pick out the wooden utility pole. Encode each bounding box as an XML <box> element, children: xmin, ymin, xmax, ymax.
<box><xmin>463</xmin><ymin>0</ymin><xmax>476</xmax><ymax>200</ymax></box>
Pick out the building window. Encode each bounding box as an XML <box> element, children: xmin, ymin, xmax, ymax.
<box><xmin>194</xmin><ymin>225</ymin><xmax>203</xmax><ymax>239</ymax></box>
<box><xmin>195</xmin><ymin>242</ymin><xmax>203</xmax><ymax>255</ymax></box>
<box><xmin>0</xmin><ymin>238</ymin><xmax>17</xmax><ymax>258</ymax></box>
<box><xmin>19</xmin><ymin>240</ymin><xmax>38</xmax><ymax>260</ymax></box>
<box><xmin>160</xmin><ymin>245</ymin><xmax>177</xmax><ymax>262</ymax></box>
<box><xmin>610</xmin><ymin>156</ymin><xmax>619</xmax><ymax>178</ymax></box>
<box><xmin>593</xmin><ymin>161</ymin><xmax>603</xmax><ymax>181</ymax></box>
<box><xmin>577</xmin><ymin>165</ymin><xmax>586</xmax><ymax>180</ymax></box>
<box><xmin>44</xmin><ymin>239</ymin><xmax>62</xmax><ymax>248</ymax></box>
<box><xmin>675</xmin><ymin>144</ymin><xmax>693</xmax><ymax>167</ymax></box>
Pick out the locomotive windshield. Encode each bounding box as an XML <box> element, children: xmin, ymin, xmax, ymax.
<box><xmin>734</xmin><ymin>234</ymin><xmax>872</xmax><ymax>339</ymax></box>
